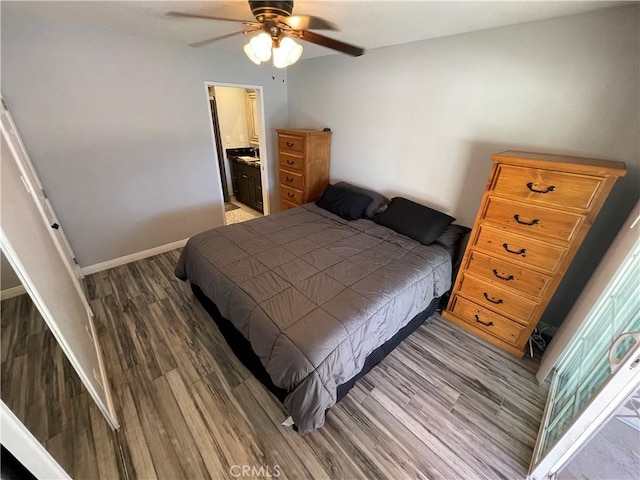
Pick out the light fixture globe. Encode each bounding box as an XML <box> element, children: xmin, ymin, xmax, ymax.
<box><xmin>273</xmin><ymin>37</ymin><xmax>303</xmax><ymax>68</ymax></box>
<box><xmin>283</xmin><ymin>37</ymin><xmax>303</xmax><ymax>64</ymax></box>
<box><xmin>249</xmin><ymin>32</ymin><xmax>272</xmax><ymax>62</ymax></box>
<box><xmin>243</xmin><ymin>43</ymin><xmax>262</xmax><ymax>65</ymax></box>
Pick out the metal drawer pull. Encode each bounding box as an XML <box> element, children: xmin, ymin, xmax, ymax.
<box><xmin>483</xmin><ymin>292</ymin><xmax>504</xmax><ymax>304</ymax></box>
<box><xmin>514</xmin><ymin>214</ymin><xmax>540</xmax><ymax>226</ymax></box>
<box><xmin>526</xmin><ymin>182</ymin><xmax>556</xmax><ymax>194</ymax></box>
<box><xmin>286</xmin><ymin>159</ymin><xmax>294</xmax><ymax>165</ymax></box>
<box><xmin>493</xmin><ymin>269</ymin><xmax>515</xmax><ymax>281</ymax></box>
<box><xmin>474</xmin><ymin>314</ymin><xmax>494</xmax><ymax>327</ymax></box>
<box><xmin>286</xmin><ymin>141</ymin><xmax>294</xmax><ymax>148</ymax></box>
<box><xmin>242</xmin><ymin>174</ymin><xmax>248</xmax><ymax>179</ymax></box>
<box><xmin>286</xmin><ymin>176</ymin><xmax>293</xmax><ymax>182</ymax></box>
<box><xmin>503</xmin><ymin>243</ymin><xmax>526</xmax><ymax>256</ymax></box>
<box><xmin>287</xmin><ymin>192</ymin><xmax>295</xmax><ymax>198</ymax></box>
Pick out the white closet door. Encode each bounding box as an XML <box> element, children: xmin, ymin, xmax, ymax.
<box><xmin>0</xmin><ymin>98</ymin><xmax>84</xmax><ymax>285</ymax></box>
<box><xmin>0</xmin><ymin>129</ymin><xmax>118</xmax><ymax>429</ymax></box>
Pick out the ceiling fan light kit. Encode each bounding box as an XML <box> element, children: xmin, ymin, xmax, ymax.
<box><xmin>272</xmin><ymin>37</ymin><xmax>304</xmax><ymax>68</ymax></box>
<box><xmin>243</xmin><ymin>31</ymin><xmax>303</xmax><ymax>67</ymax></box>
<box><xmin>243</xmin><ymin>43</ymin><xmax>262</xmax><ymax>65</ymax></box>
<box><xmin>246</xmin><ymin>32</ymin><xmax>273</xmax><ymax>62</ymax></box>
<box><xmin>169</xmin><ymin>0</ymin><xmax>364</xmax><ymax>68</ymax></box>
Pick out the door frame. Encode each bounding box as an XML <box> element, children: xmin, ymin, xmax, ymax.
<box><xmin>208</xmin><ymin>94</ymin><xmax>230</xmax><ymax>202</ymax></box>
<box><xmin>203</xmin><ymin>81</ymin><xmax>271</xmax><ymax>220</ymax></box>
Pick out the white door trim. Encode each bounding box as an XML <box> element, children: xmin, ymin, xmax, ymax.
<box><xmin>204</xmin><ymin>81</ymin><xmax>271</xmax><ymax>218</ymax></box>
<box><xmin>1</xmin><ymin>401</ymin><xmax>70</xmax><ymax>479</ymax></box>
<box><xmin>255</xmin><ymin>87</ymin><xmax>270</xmax><ymax>215</ymax></box>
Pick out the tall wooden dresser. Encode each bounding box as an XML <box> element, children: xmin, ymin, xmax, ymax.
<box><xmin>442</xmin><ymin>151</ymin><xmax>626</xmax><ymax>357</ymax></box>
<box><xmin>276</xmin><ymin>129</ymin><xmax>331</xmax><ymax>211</ymax></box>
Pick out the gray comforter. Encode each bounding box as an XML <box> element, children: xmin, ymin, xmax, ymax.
<box><xmin>175</xmin><ymin>203</ymin><xmax>451</xmax><ymax>434</ymax></box>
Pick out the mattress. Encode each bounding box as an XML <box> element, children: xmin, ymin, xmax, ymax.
<box><xmin>175</xmin><ymin>203</ymin><xmax>452</xmax><ymax>434</ymax></box>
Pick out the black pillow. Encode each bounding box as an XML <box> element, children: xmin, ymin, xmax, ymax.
<box><xmin>435</xmin><ymin>224</ymin><xmax>472</xmax><ymax>272</ymax></box>
<box><xmin>334</xmin><ymin>182</ymin><xmax>390</xmax><ymax>218</ymax></box>
<box><xmin>373</xmin><ymin>197</ymin><xmax>455</xmax><ymax>245</ymax></box>
<box><xmin>315</xmin><ymin>184</ymin><xmax>373</xmax><ymax>220</ymax></box>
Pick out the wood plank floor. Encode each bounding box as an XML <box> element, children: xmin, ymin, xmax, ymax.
<box><xmin>3</xmin><ymin>248</ymin><xmax>549</xmax><ymax>479</ymax></box>
<box><xmin>1</xmin><ymin>294</ymin><xmax>125</xmax><ymax>479</ymax></box>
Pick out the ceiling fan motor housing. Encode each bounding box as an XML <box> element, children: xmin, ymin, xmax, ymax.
<box><xmin>169</xmin><ymin>1</ymin><xmax>363</xmax><ymax>58</ymax></box>
<box><xmin>249</xmin><ymin>1</ymin><xmax>294</xmax><ymax>21</ymax></box>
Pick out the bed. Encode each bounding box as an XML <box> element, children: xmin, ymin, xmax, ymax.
<box><xmin>175</xmin><ymin>192</ymin><xmax>465</xmax><ymax>434</ymax></box>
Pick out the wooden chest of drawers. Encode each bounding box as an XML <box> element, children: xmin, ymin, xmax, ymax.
<box><xmin>443</xmin><ymin>151</ymin><xmax>626</xmax><ymax>357</ymax></box>
<box><xmin>276</xmin><ymin>129</ymin><xmax>331</xmax><ymax>211</ymax></box>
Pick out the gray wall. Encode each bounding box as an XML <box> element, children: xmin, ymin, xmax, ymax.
<box><xmin>1</xmin><ymin>11</ymin><xmax>288</xmax><ymax>266</ymax></box>
<box><xmin>1</xmin><ymin>250</ymin><xmax>21</xmax><ymax>291</ymax></box>
<box><xmin>287</xmin><ymin>6</ymin><xmax>639</xmax><ymax>327</ymax></box>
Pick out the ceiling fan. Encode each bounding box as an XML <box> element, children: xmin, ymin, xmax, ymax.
<box><xmin>167</xmin><ymin>1</ymin><xmax>364</xmax><ymax>67</ymax></box>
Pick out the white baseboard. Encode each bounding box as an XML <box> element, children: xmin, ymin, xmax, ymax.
<box><xmin>80</xmin><ymin>238</ymin><xmax>189</xmax><ymax>276</ymax></box>
<box><xmin>0</xmin><ymin>285</ymin><xmax>26</xmax><ymax>300</ymax></box>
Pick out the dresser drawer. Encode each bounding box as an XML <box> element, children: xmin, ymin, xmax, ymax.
<box><xmin>280</xmin><ymin>199</ymin><xmax>299</xmax><ymax>211</ymax></box>
<box><xmin>449</xmin><ymin>296</ymin><xmax>528</xmax><ymax>346</ymax></box>
<box><xmin>458</xmin><ymin>274</ymin><xmax>538</xmax><ymax>324</ymax></box>
<box><xmin>466</xmin><ymin>251</ymin><xmax>551</xmax><ymax>299</ymax></box>
<box><xmin>491</xmin><ymin>165</ymin><xmax>602</xmax><ymax>210</ymax></box>
<box><xmin>280</xmin><ymin>185</ymin><xmax>303</xmax><ymax>204</ymax></box>
<box><xmin>279</xmin><ymin>170</ymin><xmax>304</xmax><ymax>190</ymax></box>
<box><xmin>279</xmin><ymin>152</ymin><xmax>304</xmax><ymax>172</ymax></box>
<box><xmin>482</xmin><ymin>196</ymin><xmax>584</xmax><ymax>243</ymax></box>
<box><xmin>474</xmin><ymin>225</ymin><xmax>566</xmax><ymax>272</ymax></box>
<box><xmin>278</xmin><ymin>134</ymin><xmax>305</xmax><ymax>154</ymax></box>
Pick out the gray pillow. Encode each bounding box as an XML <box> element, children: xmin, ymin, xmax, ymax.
<box><xmin>335</xmin><ymin>182</ymin><xmax>390</xmax><ymax>218</ymax></box>
<box><xmin>434</xmin><ymin>224</ymin><xmax>471</xmax><ymax>273</ymax></box>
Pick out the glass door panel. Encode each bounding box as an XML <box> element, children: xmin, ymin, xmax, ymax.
<box><xmin>530</xmin><ymin>234</ymin><xmax>640</xmax><ymax>477</ymax></box>
<box><xmin>557</xmin><ymin>387</ymin><xmax>640</xmax><ymax>480</ymax></box>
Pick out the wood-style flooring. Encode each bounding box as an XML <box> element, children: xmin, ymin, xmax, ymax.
<box><xmin>1</xmin><ymin>294</ymin><xmax>125</xmax><ymax>479</ymax></box>
<box><xmin>4</xmin><ymin>249</ymin><xmax>549</xmax><ymax>479</ymax></box>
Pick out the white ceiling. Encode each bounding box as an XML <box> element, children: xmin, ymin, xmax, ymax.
<box><xmin>3</xmin><ymin>1</ymin><xmax>632</xmax><ymax>59</ymax></box>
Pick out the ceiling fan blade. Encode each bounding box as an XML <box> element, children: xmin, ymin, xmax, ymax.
<box><xmin>189</xmin><ymin>29</ymin><xmax>257</xmax><ymax>48</ymax></box>
<box><xmin>296</xmin><ymin>30</ymin><xmax>364</xmax><ymax>57</ymax></box>
<box><xmin>166</xmin><ymin>11</ymin><xmax>258</xmax><ymax>26</ymax></box>
<box><xmin>280</xmin><ymin>15</ymin><xmax>337</xmax><ymax>31</ymax></box>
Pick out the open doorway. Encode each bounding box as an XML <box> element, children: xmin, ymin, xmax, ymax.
<box><xmin>205</xmin><ymin>83</ymin><xmax>270</xmax><ymax>225</ymax></box>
